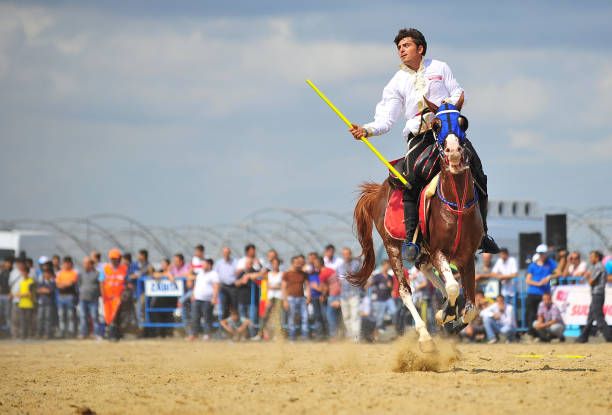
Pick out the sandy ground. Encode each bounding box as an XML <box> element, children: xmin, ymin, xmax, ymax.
<box><xmin>0</xmin><ymin>336</ymin><xmax>610</xmax><ymax>415</ymax></box>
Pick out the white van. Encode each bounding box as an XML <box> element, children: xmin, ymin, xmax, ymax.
<box><xmin>0</xmin><ymin>230</ymin><xmax>57</xmax><ymax>262</ymax></box>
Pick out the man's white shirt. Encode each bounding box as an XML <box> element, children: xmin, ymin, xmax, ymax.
<box><xmin>364</xmin><ymin>58</ymin><xmax>464</xmax><ymax>139</ymax></box>
<box><xmin>492</xmin><ymin>256</ymin><xmax>518</xmax><ymax>296</ymax></box>
<box><xmin>481</xmin><ymin>302</ymin><xmax>516</xmax><ymax>329</ymax></box>
<box><xmin>324</xmin><ymin>255</ymin><xmax>344</xmax><ymax>272</ymax></box>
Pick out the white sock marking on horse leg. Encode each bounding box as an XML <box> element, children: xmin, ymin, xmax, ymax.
<box><xmin>421</xmin><ymin>263</ymin><xmax>447</xmax><ymax>298</ymax></box>
<box><xmin>398</xmin><ymin>285</ymin><xmax>431</xmax><ymax>344</ymax></box>
<box><xmin>436</xmin><ymin>254</ymin><xmax>459</xmax><ymax>307</ymax></box>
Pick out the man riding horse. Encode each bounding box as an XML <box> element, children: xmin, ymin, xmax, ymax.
<box><xmin>349</xmin><ymin>28</ymin><xmax>499</xmax><ymax>261</ymax></box>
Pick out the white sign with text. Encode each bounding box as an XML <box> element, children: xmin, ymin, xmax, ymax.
<box><xmin>552</xmin><ymin>285</ymin><xmax>612</xmax><ymax>325</ymax></box>
<box><xmin>144</xmin><ymin>279</ymin><xmax>184</xmax><ymax>297</ymax></box>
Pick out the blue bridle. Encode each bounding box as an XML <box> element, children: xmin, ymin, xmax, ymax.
<box><xmin>433</xmin><ymin>102</ymin><xmax>466</xmax><ymax>147</ymax></box>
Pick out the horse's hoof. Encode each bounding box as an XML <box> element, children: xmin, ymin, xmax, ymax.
<box><xmin>448</xmin><ymin>319</ymin><xmax>468</xmax><ymax>334</ymax></box>
<box><xmin>418</xmin><ymin>338</ymin><xmax>437</xmax><ymax>353</ymax></box>
<box><xmin>436</xmin><ymin>300</ymin><xmax>458</xmax><ymax>326</ymax></box>
<box><xmin>435</xmin><ymin>310</ymin><xmax>445</xmax><ymax>326</ymax></box>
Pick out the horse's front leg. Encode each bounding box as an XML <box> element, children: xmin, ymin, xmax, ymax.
<box><xmin>446</xmin><ymin>261</ymin><xmax>478</xmax><ymax>333</ymax></box>
<box><xmin>387</xmin><ymin>245</ymin><xmax>435</xmax><ymax>352</ymax></box>
<box><xmin>432</xmin><ymin>251</ymin><xmax>461</xmax><ymax>326</ymax></box>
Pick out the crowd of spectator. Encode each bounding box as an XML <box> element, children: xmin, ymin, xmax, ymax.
<box><xmin>0</xmin><ymin>241</ymin><xmax>610</xmax><ymax>344</ymax></box>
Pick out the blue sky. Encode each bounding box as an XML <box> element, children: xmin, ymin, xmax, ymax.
<box><xmin>1</xmin><ymin>1</ymin><xmax>611</xmax><ymax>227</ymax></box>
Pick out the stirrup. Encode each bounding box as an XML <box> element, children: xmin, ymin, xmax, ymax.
<box><xmin>479</xmin><ymin>234</ymin><xmax>500</xmax><ymax>254</ymax></box>
<box><xmin>402</xmin><ymin>242</ymin><xmax>420</xmax><ymax>262</ymax></box>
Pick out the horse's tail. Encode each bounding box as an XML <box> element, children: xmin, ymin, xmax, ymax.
<box><xmin>348</xmin><ymin>182</ymin><xmax>382</xmax><ymax>286</ymax></box>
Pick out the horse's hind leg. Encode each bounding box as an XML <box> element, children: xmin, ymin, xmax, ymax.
<box><xmin>386</xmin><ymin>243</ymin><xmax>435</xmax><ymax>352</ymax></box>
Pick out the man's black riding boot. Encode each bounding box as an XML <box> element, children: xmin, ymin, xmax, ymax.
<box><xmin>402</xmin><ymin>187</ymin><xmax>420</xmax><ymax>261</ymax></box>
<box><xmin>477</xmin><ymin>181</ymin><xmax>500</xmax><ymax>254</ymax></box>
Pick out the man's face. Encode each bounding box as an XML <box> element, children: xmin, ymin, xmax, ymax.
<box><xmin>2</xmin><ymin>260</ymin><xmax>11</xmax><ymax>270</ymax></box>
<box><xmin>267</xmin><ymin>250</ymin><xmax>277</xmax><ymax>262</ymax></box>
<box><xmin>500</xmin><ymin>252</ymin><xmax>508</xmax><ymax>261</ymax></box>
<box><xmin>83</xmin><ymin>259</ymin><xmax>93</xmax><ymax>271</ymax></box>
<box><xmin>324</xmin><ymin>247</ymin><xmax>334</xmax><ymax>258</ymax></box>
<box><xmin>297</xmin><ymin>256</ymin><xmax>305</xmax><ymax>269</ymax></box>
<box><xmin>203</xmin><ymin>261</ymin><xmax>212</xmax><ymax>272</ymax></box>
<box><xmin>195</xmin><ymin>248</ymin><xmax>204</xmax><ymax>258</ymax></box>
<box><xmin>542</xmin><ymin>294</ymin><xmax>552</xmax><ymax>306</ymax></box>
<box><xmin>111</xmin><ymin>258</ymin><xmax>121</xmax><ymax>268</ymax></box>
<box><xmin>62</xmin><ymin>261</ymin><xmax>72</xmax><ymax>271</ymax></box>
<box><xmin>173</xmin><ymin>256</ymin><xmax>183</xmax><ymax>267</ymax></box>
<box><xmin>137</xmin><ymin>253</ymin><xmax>146</xmax><ymax>264</ymax></box>
<box><xmin>291</xmin><ymin>258</ymin><xmax>300</xmax><ymax>270</ymax></box>
<box><xmin>16</xmin><ymin>261</ymin><xmax>26</xmax><ymax>272</ymax></box>
<box><xmin>475</xmin><ymin>293</ymin><xmax>484</xmax><ymax>305</ymax></box>
<box><xmin>397</xmin><ymin>37</ymin><xmax>423</xmax><ymax>67</ymax></box>
<box><xmin>222</xmin><ymin>247</ymin><xmax>231</xmax><ymax>258</ymax></box>
<box><xmin>482</xmin><ymin>253</ymin><xmax>492</xmax><ymax>265</ymax></box>
<box><xmin>244</xmin><ymin>257</ymin><xmax>254</xmax><ymax>270</ymax></box>
<box><xmin>589</xmin><ymin>252</ymin><xmax>598</xmax><ymax>264</ymax></box>
<box><xmin>308</xmin><ymin>253</ymin><xmax>317</xmax><ymax>266</ymax></box>
<box><xmin>246</xmin><ymin>247</ymin><xmax>256</xmax><ymax>258</ymax></box>
<box><xmin>52</xmin><ymin>257</ymin><xmax>60</xmax><ymax>266</ymax></box>
<box><xmin>381</xmin><ymin>262</ymin><xmax>390</xmax><ymax>273</ymax></box>
<box><xmin>342</xmin><ymin>249</ymin><xmax>351</xmax><ymax>262</ymax></box>
<box><xmin>496</xmin><ymin>296</ymin><xmax>505</xmax><ymax>308</ymax></box>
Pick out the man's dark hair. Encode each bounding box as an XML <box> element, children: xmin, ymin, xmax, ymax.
<box><xmin>123</xmin><ymin>252</ymin><xmax>132</xmax><ymax>262</ymax></box>
<box><xmin>476</xmin><ymin>289</ymin><xmax>485</xmax><ymax>296</ymax></box>
<box><xmin>195</xmin><ymin>244</ymin><xmax>205</xmax><ymax>252</ymax></box>
<box><xmin>245</xmin><ymin>243</ymin><xmax>255</xmax><ymax>253</ymax></box>
<box><xmin>14</xmin><ymin>257</ymin><xmax>24</xmax><ymax>264</ymax></box>
<box><xmin>325</xmin><ymin>244</ymin><xmax>335</xmax><ymax>252</ymax></box>
<box><xmin>25</xmin><ymin>258</ymin><xmax>33</xmax><ymax>266</ymax></box>
<box><xmin>499</xmin><ymin>248</ymin><xmax>509</xmax><ymax>255</ymax></box>
<box><xmin>591</xmin><ymin>250</ymin><xmax>603</xmax><ymax>261</ymax></box>
<box><xmin>174</xmin><ymin>253</ymin><xmax>184</xmax><ymax>262</ymax></box>
<box><xmin>3</xmin><ymin>256</ymin><xmax>14</xmax><ymax>265</ymax></box>
<box><xmin>52</xmin><ymin>255</ymin><xmax>60</xmax><ymax>261</ymax></box>
<box><xmin>394</xmin><ymin>28</ymin><xmax>427</xmax><ymax>56</ymax></box>
<box><xmin>63</xmin><ymin>256</ymin><xmax>73</xmax><ymax>264</ymax></box>
<box><xmin>205</xmin><ymin>258</ymin><xmax>214</xmax><ymax>267</ymax></box>
<box><xmin>138</xmin><ymin>249</ymin><xmax>149</xmax><ymax>261</ymax></box>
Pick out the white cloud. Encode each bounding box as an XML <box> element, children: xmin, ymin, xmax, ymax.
<box><xmin>507</xmin><ymin>129</ymin><xmax>612</xmax><ymax>164</ymax></box>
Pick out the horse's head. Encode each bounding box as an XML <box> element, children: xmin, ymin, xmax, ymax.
<box><xmin>423</xmin><ymin>93</ymin><xmax>468</xmax><ymax>173</ymax></box>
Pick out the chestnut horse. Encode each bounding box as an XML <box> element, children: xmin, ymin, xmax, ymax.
<box><xmin>348</xmin><ymin>94</ymin><xmax>483</xmax><ymax>351</ymax></box>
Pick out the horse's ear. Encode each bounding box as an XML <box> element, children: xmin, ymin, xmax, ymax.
<box><xmin>455</xmin><ymin>92</ymin><xmax>465</xmax><ymax>112</ymax></box>
<box><xmin>423</xmin><ymin>96</ymin><xmax>439</xmax><ymax>114</ymax></box>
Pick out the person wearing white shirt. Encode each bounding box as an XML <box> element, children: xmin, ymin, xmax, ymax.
<box><xmin>213</xmin><ymin>247</ymin><xmax>238</xmax><ymax>320</ymax></box>
<box><xmin>491</xmin><ymin>248</ymin><xmax>518</xmax><ymax>302</ymax></box>
<box><xmin>323</xmin><ymin>244</ymin><xmax>343</xmax><ymax>271</ymax></box>
<box><xmin>348</xmin><ymin>28</ymin><xmax>499</xmax><ymax>261</ymax></box>
<box><xmin>188</xmin><ymin>258</ymin><xmax>219</xmax><ymax>341</ymax></box>
<box><xmin>481</xmin><ymin>295</ymin><xmax>517</xmax><ymax>343</ymax></box>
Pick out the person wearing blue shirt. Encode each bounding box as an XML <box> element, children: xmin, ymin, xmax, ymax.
<box><xmin>525</xmin><ymin>244</ymin><xmax>558</xmax><ymax>337</ymax></box>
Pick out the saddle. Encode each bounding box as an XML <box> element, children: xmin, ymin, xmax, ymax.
<box><xmin>384</xmin><ymin>157</ymin><xmax>439</xmax><ymax>241</ymax></box>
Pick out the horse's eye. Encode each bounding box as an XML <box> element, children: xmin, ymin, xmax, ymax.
<box><xmin>431</xmin><ymin>118</ymin><xmax>442</xmax><ymax>134</ymax></box>
<box><xmin>458</xmin><ymin>116</ymin><xmax>469</xmax><ymax>132</ymax></box>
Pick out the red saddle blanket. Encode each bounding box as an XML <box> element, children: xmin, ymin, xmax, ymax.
<box><xmin>384</xmin><ymin>158</ymin><xmax>438</xmax><ymax>240</ymax></box>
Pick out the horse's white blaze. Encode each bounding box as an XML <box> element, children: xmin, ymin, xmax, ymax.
<box><xmin>444</xmin><ymin>134</ymin><xmax>462</xmax><ymax>172</ymax></box>
<box><xmin>398</xmin><ymin>285</ymin><xmax>431</xmax><ymax>344</ymax></box>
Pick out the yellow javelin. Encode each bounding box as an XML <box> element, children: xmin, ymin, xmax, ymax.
<box><xmin>306</xmin><ymin>79</ymin><xmax>408</xmax><ymax>185</ymax></box>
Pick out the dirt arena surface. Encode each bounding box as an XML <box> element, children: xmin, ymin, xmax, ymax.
<box><xmin>1</xmin><ymin>337</ymin><xmax>610</xmax><ymax>414</ymax></box>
